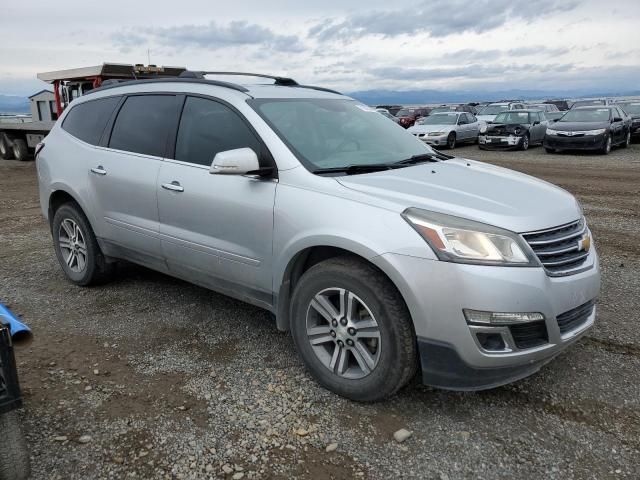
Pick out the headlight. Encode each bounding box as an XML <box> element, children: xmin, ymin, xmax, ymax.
<box><xmin>546</xmin><ymin>128</ymin><xmax>558</xmax><ymax>135</ymax></box>
<box><xmin>582</xmin><ymin>129</ymin><xmax>606</xmax><ymax>135</ymax></box>
<box><xmin>402</xmin><ymin>208</ymin><xmax>538</xmax><ymax>266</ymax></box>
<box><xmin>479</xmin><ymin>124</ymin><xmax>488</xmax><ymax>133</ymax></box>
<box><xmin>428</xmin><ymin>131</ymin><xmax>445</xmax><ymax>136</ymax></box>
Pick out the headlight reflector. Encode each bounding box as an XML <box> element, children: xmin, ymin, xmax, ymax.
<box><xmin>546</xmin><ymin>128</ymin><xmax>558</xmax><ymax>135</ymax></box>
<box><xmin>402</xmin><ymin>208</ymin><xmax>537</xmax><ymax>266</ymax></box>
<box><xmin>582</xmin><ymin>129</ymin><xmax>606</xmax><ymax>135</ymax></box>
<box><xmin>464</xmin><ymin>310</ymin><xmax>545</xmax><ymax>325</ymax></box>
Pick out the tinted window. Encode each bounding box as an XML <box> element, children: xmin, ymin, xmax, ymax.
<box><xmin>62</xmin><ymin>96</ymin><xmax>121</xmax><ymax>145</ymax></box>
<box><xmin>109</xmin><ymin>95</ymin><xmax>176</xmax><ymax>157</ymax></box>
<box><xmin>175</xmin><ymin>97</ymin><xmax>261</xmax><ymax>166</ymax></box>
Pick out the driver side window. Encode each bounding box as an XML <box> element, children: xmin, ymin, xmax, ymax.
<box><xmin>174</xmin><ymin>97</ymin><xmax>262</xmax><ymax>166</ymax></box>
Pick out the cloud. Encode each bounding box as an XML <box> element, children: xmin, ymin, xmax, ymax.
<box><xmin>309</xmin><ymin>0</ymin><xmax>579</xmax><ymax>41</ymax></box>
<box><xmin>113</xmin><ymin>20</ymin><xmax>306</xmax><ymax>54</ymax></box>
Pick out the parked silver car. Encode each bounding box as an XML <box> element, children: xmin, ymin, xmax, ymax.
<box><xmin>36</xmin><ymin>72</ymin><xmax>600</xmax><ymax>401</ymax></box>
<box><xmin>407</xmin><ymin>112</ymin><xmax>480</xmax><ymax>148</ymax></box>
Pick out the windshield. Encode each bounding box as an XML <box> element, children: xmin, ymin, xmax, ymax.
<box><xmin>395</xmin><ymin>109</ymin><xmax>414</xmax><ymax>117</ymax></box>
<box><xmin>493</xmin><ymin>112</ymin><xmax>531</xmax><ymax>124</ymax></box>
<box><xmin>478</xmin><ymin>105</ymin><xmax>508</xmax><ymax>115</ymax></box>
<box><xmin>559</xmin><ymin>108</ymin><xmax>611</xmax><ymax>122</ymax></box>
<box><xmin>621</xmin><ymin>104</ymin><xmax>640</xmax><ymax>114</ymax></box>
<box><xmin>572</xmin><ymin>100</ymin><xmax>605</xmax><ymax>108</ymax></box>
<box><xmin>250</xmin><ymin>99</ymin><xmax>436</xmax><ymax>171</ymax></box>
<box><xmin>417</xmin><ymin>113</ymin><xmax>458</xmax><ymax>125</ymax></box>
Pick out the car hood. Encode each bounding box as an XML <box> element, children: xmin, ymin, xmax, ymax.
<box><xmin>336</xmin><ymin>158</ymin><xmax>580</xmax><ymax>233</ymax></box>
<box><xmin>408</xmin><ymin>124</ymin><xmax>453</xmax><ymax>134</ymax></box>
<box><xmin>551</xmin><ymin>121</ymin><xmax>609</xmax><ymax>131</ymax></box>
<box><xmin>476</xmin><ymin>114</ymin><xmax>497</xmax><ymax>122</ymax></box>
<box><xmin>486</xmin><ymin>123</ymin><xmax>531</xmax><ymax>135</ymax></box>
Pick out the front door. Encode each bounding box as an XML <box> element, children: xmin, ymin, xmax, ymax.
<box><xmin>157</xmin><ymin>96</ymin><xmax>277</xmax><ymax>308</ymax></box>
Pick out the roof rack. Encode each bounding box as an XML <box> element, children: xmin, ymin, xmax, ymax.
<box><xmin>180</xmin><ymin>71</ymin><xmax>342</xmax><ymax>94</ymax></box>
<box><xmin>87</xmin><ymin>77</ymin><xmax>250</xmax><ymax>95</ymax></box>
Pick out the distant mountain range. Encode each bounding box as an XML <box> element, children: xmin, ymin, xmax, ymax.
<box><xmin>347</xmin><ymin>89</ymin><xmax>640</xmax><ymax>105</ymax></box>
<box><xmin>0</xmin><ymin>95</ymin><xmax>29</xmax><ymax>114</ymax></box>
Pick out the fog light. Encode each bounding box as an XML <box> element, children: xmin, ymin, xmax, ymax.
<box><xmin>464</xmin><ymin>309</ymin><xmax>544</xmax><ymax>325</ymax></box>
<box><xmin>476</xmin><ymin>332</ymin><xmax>505</xmax><ymax>351</ymax></box>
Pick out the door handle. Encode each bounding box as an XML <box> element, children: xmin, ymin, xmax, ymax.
<box><xmin>161</xmin><ymin>181</ymin><xmax>184</xmax><ymax>192</ymax></box>
<box><xmin>90</xmin><ymin>166</ymin><xmax>107</xmax><ymax>176</ymax></box>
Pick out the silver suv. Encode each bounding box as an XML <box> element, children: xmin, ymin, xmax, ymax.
<box><xmin>36</xmin><ymin>72</ymin><xmax>600</xmax><ymax>401</ymax></box>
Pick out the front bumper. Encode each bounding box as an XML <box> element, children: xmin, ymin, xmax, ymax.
<box><xmin>377</xmin><ymin>248</ymin><xmax>600</xmax><ymax>390</ymax></box>
<box><xmin>412</xmin><ymin>133</ymin><xmax>449</xmax><ymax>147</ymax></box>
<box><xmin>0</xmin><ymin>327</ymin><xmax>23</xmax><ymax>414</ymax></box>
<box><xmin>478</xmin><ymin>134</ymin><xmax>523</xmax><ymax>150</ymax></box>
<box><xmin>544</xmin><ymin>133</ymin><xmax>606</xmax><ymax>151</ymax></box>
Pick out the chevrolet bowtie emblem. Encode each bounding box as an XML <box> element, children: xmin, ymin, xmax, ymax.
<box><xmin>578</xmin><ymin>235</ymin><xmax>591</xmax><ymax>252</ymax></box>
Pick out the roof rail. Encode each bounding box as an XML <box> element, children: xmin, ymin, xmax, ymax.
<box><xmin>195</xmin><ymin>71</ymin><xmax>300</xmax><ymax>86</ymax></box>
<box><xmin>87</xmin><ymin>77</ymin><xmax>250</xmax><ymax>95</ymax></box>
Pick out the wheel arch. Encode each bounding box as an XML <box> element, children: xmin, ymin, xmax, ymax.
<box><xmin>274</xmin><ymin>242</ymin><xmax>411</xmax><ymax>332</ymax></box>
<box><xmin>47</xmin><ymin>186</ymin><xmax>95</xmax><ymax>235</ymax></box>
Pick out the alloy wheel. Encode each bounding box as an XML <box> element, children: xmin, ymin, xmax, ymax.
<box><xmin>305</xmin><ymin>288</ymin><xmax>381</xmax><ymax>379</ymax></box>
<box><xmin>605</xmin><ymin>136</ymin><xmax>612</xmax><ymax>153</ymax></box>
<box><xmin>58</xmin><ymin>218</ymin><xmax>88</xmax><ymax>273</ymax></box>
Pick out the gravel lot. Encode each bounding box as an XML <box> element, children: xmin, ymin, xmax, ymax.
<box><xmin>1</xmin><ymin>143</ymin><xmax>639</xmax><ymax>479</ymax></box>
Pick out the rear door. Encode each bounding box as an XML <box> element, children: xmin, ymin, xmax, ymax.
<box><xmin>157</xmin><ymin>95</ymin><xmax>277</xmax><ymax>307</ymax></box>
<box><xmin>87</xmin><ymin>94</ymin><xmax>181</xmax><ymax>269</ymax></box>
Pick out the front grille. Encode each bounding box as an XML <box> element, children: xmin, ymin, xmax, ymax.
<box><xmin>509</xmin><ymin>321</ymin><xmax>548</xmax><ymax>349</ymax></box>
<box><xmin>556</xmin><ymin>300</ymin><xmax>595</xmax><ymax>334</ymax></box>
<box><xmin>522</xmin><ymin>219</ymin><xmax>590</xmax><ymax>276</ymax></box>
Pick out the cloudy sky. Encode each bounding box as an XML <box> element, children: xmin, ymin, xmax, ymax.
<box><xmin>2</xmin><ymin>0</ymin><xmax>639</xmax><ymax>97</ymax></box>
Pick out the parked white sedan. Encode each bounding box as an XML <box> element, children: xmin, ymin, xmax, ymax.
<box><xmin>407</xmin><ymin>112</ymin><xmax>480</xmax><ymax>149</ymax></box>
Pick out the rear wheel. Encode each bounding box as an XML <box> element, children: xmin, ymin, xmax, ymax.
<box><xmin>0</xmin><ymin>411</ymin><xmax>31</xmax><ymax>480</ymax></box>
<box><xmin>447</xmin><ymin>132</ymin><xmax>456</xmax><ymax>149</ymax></box>
<box><xmin>12</xmin><ymin>139</ymin><xmax>29</xmax><ymax>161</ymax></box>
<box><xmin>52</xmin><ymin>203</ymin><xmax>113</xmax><ymax>286</ymax></box>
<box><xmin>621</xmin><ymin>131</ymin><xmax>631</xmax><ymax>149</ymax></box>
<box><xmin>0</xmin><ymin>136</ymin><xmax>14</xmax><ymax>160</ymax></box>
<box><xmin>290</xmin><ymin>256</ymin><xmax>418</xmax><ymax>402</ymax></box>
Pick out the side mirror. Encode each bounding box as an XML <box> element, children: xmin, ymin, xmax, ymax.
<box><xmin>210</xmin><ymin>148</ymin><xmax>260</xmax><ymax>175</ymax></box>
<box><xmin>613</xmin><ymin>117</ymin><xmax>623</xmax><ymax>123</ymax></box>
<box><xmin>533</xmin><ymin>121</ymin><xmax>540</xmax><ymax>125</ymax></box>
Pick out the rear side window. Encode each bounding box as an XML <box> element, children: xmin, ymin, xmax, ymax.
<box><xmin>174</xmin><ymin>97</ymin><xmax>261</xmax><ymax>166</ymax></box>
<box><xmin>62</xmin><ymin>96</ymin><xmax>121</xmax><ymax>145</ymax></box>
<box><xmin>109</xmin><ymin>95</ymin><xmax>177</xmax><ymax>157</ymax></box>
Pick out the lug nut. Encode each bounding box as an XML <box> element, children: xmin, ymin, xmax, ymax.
<box><xmin>346</xmin><ymin>339</ymin><xmax>354</xmax><ymax>347</ymax></box>
<box><xmin>330</xmin><ymin>330</ymin><xmax>336</xmax><ymax>337</ymax></box>
<box><xmin>332</xmin><ymin>319</ymin><xmax>338</xmax><ymax>327</ymax></box>
<box><xmin>340</xmin><ymin>318</ymin><xmax>348</xmax><ymax>326</ymax></box>
<box><xmin>348</xmin><ymin>327</ymin><xmax>356</xmax><ymax>336</ymax></box>
<box><xmin>337</xmin><ymin>340</ymin><xmax>344</xmax><ymax>347</ymax></box>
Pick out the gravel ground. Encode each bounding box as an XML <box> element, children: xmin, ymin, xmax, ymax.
<box><xmin>1</xmin><ymin>142</ymin><xmax>639</xmax><ymax>479</ymax></box>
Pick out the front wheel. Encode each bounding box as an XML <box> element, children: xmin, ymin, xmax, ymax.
<box><xmin>447</xmin><ymin>132</ymin><xmax>456</xmax><ymax>149</ymax></box>
<box><xmin>0</xmin><ymin>411</ymin><xmax>31</xmax><ymax>480</ymax></box>
<box><xmin>290</xmin><ymin>256</ymin><xmax>418</xmax><ymax>402</ymax></box>
<box><xmin>601</xmin><ymin>135</ymin><xmax>612</xmax><ymax>155</ymax></box>
<box><xmin>520</xmin><ymin>134</ymin><xmax>530</xmax><ymax>151</ymax></box>
<box><xmin>544</xmin><ymin>147</ymin><xmax>556</xmax><ymax>154</ymax></box>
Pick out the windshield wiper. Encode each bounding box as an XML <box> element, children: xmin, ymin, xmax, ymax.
<box><xmin>394</xmin><ymin>152</ymin><xmax>448</xmax><ymax>165</ymax></box>
<box><xmin>313</xmin><ymin>163</ymin><xmax>402</xmax><ymax>175</ymax></box>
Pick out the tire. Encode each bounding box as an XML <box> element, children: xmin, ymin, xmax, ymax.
<box><xmin>520</xmin><ymin>133</ymin><xmax>530</xmax><ymax>151</ymax></box>
<box><xmin>52</xmin><ymin>203</ymin><xmax>113</xmax><ymax>286</ymax></box>
<box><xmin>620</xmin><ymin>131</ymin><xmax>631</xmax><ymax>149</ymax></box>
<box><xmin>601</xmin><ymin>135</ymin><xmax>612</xmax><ymax>155</ymax></box>
<box><xmin>447</xmin><ymin>132</ymin><xmax>456</xmax><ymax>149</ymax></box>
<box><xmin>11</xmin><ymin>139</ymin><xmax>29</xmax><ymax>162</ymax></box>
<box><xmin>0</xmin><ymin>136</ymin><xmax>14</xmax><ymax>160</ymax></box>
<box><xmin>544</xmin><ymin>147</ymin><xmax>556</xmax><ymax>154</ymax></box>
<box><xmin>290</xmin><ymin>256</ymin><xmax>418</xmax><ymax>402</ymax></box>
<box><xmin>0</xmin><ymin>411</ymin><xmax>31</xmax><ymax>480</ymax></box>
